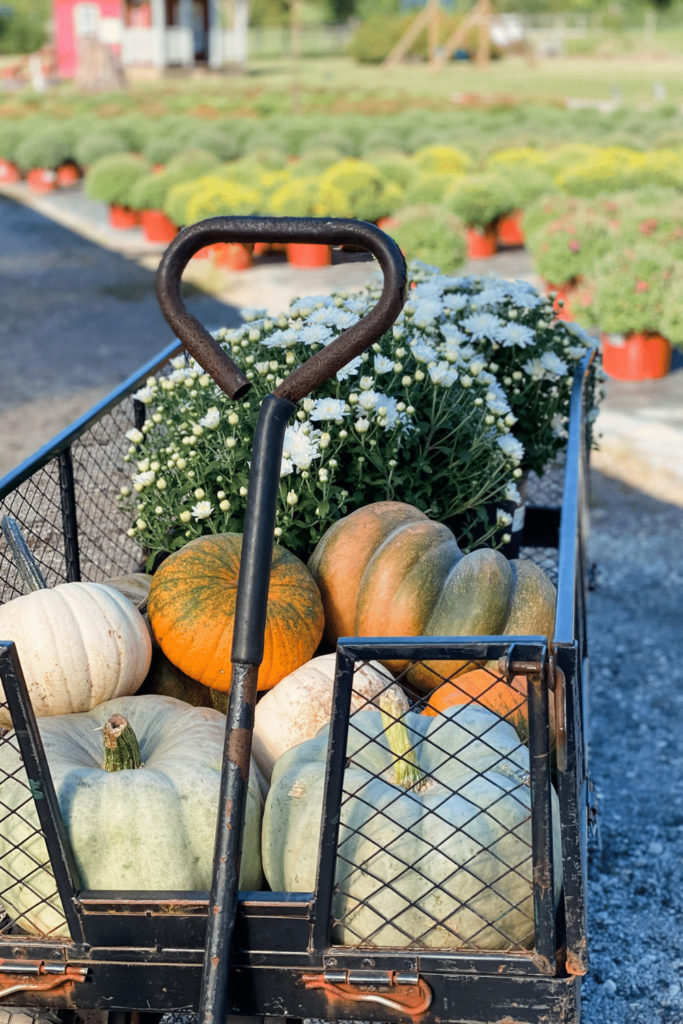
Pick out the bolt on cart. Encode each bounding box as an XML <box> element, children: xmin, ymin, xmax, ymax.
<box><xmin>0</xmin><ymin>218</ymin><xmax>594</xmax><ymax>1024</ymax></box>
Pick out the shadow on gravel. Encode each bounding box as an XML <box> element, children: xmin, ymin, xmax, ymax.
<box><xmin>0</xmin><ymin>196</ymin><xmax>242</xmax><ymax>413</ymax></box>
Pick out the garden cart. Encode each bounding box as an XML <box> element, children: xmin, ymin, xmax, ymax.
<box><xmin>0</xmin><ymin>216</ymin><xmax>594</xmax><ymax>1024</ymax></box>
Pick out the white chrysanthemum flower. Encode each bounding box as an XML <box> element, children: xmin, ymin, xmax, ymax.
<box><xmin>262</xmin><ymin>328</ymin><xmax>299</xmax><ymax>349</ymax></box>
<box><xmin>428</xmin><ymin>362</ymin><xmax>458</xmax><ymax>387</ymax></box>
<box><xmin>170</xmin><ymin>355</ymin><xmax>187</xmax><ymax>370</ymax></box>
<box><xmin>486</xmin><ymin>394</ymin><xmax>510</xmax><ymax>416</ymax></box>
<box><xmin>461</xmin><ymin>312</ymin><xmax>506</xmax><ymax>340</ymax></box>
<box><xmin>132</xmin><ymin>386</ymin><xmax>155</xmax><ymax>405</ymax></box>
<box><xmin>497</xmin><ymin>434</ymin><xmax>525</xmax><ymax>463</ymax></box>
<box><xmin>411</xmin><ymin>299</ymin><xmax>443</xmax><ymax>329</ymax></box>
<box><xmin>132</xmin><ymin>469</ymin><xmax>155</xmax><ymax>488</ymax></box>
<box><xmin>495</xmin><ymin>321</ymin><xmax>536</xmax><ymax>349</ymax></box>
<box><xmin>567</xmin><ymin>344</ymin><xmax>589</xmax><ymax>360</ymax></box>
<box><xmin>282</xmin><ymin>422</ymin><xmax>321</xmax><ymax>471</ymax></box>
<box><xmin>523</xmin><ymin>357</ymin><xmax>546</xmax><ymax>380</ymax></box>
<box><xmin>376</xmin><ymin>396</ymin><xmax>401</xmax><ymax>429</ymax></box>
<box><xmin>125</xmin><ymin>427</ymin><xmax>144</xmax><ymax>444</ymax></box>
<box><xmin>320</xmin><ymin>307</ymin><xmax>357</xmax><ymax>330</ymax></box>
<box><xmin>357</xmin><ymin>389</ymin><xmax>380</xmax><ymax>412</ymax></box>
<box><xmin>374</xmin><ymin>354</ymin><xmax>394</xmax><ymax>374</ymax></box>
<box><xmin>299</xmin><ymin>323</ymin><xmax>334</xmax><ymax>347</ymax></box>
<box><xmin>310</xmin><ymin>397</ymin><xmax>348</xmax><ymax>422</ymax></box>
<box><xmin>191</xmin><ymin>501</ymin><xmax>213</xmax><ymax>521</ymax></box>
<box><xmin>411</xmin><ymin>280</ymin><xmax>445</xmax><ymax>301</ymax></box>
<box><xmin>541</xmin><ymin>351</ymin><xmax>569</xmax><ymax>377</ymax></box>
<box><xmin>442</xmin><ymin>292</ymin><xmax>470</xmax><ymax>313</ymax></box>
<box><xmin>411</xmin><ymin>339</ymin><xmax>440</xmax><ymax>364</ymax></box>
<box><xmin>199</xmin><ymin>407</ymin><xmax>221</xmax><ymax>429</ymax></box>
<box><xmin>496</xmin><ymin>509</ymin><xmax>513</xmax><ymax>526</ymax></box>
<box><xmin>290</xmin><ymin>295</ymin><xmax>333</xmax><ymax>314</ymax></box>
<box><xmin>280</xmin><ymin>457</ymin><xmax>293</xmax><ymax>477</ymax></box>
<box><xmin>359</xmin><ymin>375</ymin><xmax>374</xmax><ymax>391</ymax></box>
<box><xmin>336</xmin><ymin>355</ymin><xmax>362</xmax><ymax>381</ymax></box>
<box><xmin>355</xmin><ymin>418</ymin><xmax>370</xmax><ymax>434</ymax></box>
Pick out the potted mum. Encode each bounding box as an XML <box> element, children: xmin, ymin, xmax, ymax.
<box><xmin>387</xmin><ymin>205</ymin><xmax>467</xmax><ymax>274</ymax></box>
<box><xmin>446</xmin><ymin>172</ymin><xmax>515</xmax><ymax>260</ymax></box>
<box><xmin>588</xmin><ymin>242</ymin><xmax>682</xmax><ymax>380</ymax></box>
<box><xmin>119</xmin><ymin>271</ymin><xmax>529</xmax><ymax>564</ymax></box>
<box><xmin>182</xmin><ymin>174</ymin><xmax>261</xmax><ymax>270</ymax></box>
<box><xmin>84</xmin><ymin>152</ymin><xmax>151</xmax><ymax>229</ymax></box>
<box><xmin>129</xmin><ymin>149</ymin><xmax>220</xmax><ymax>244</ymax></box>
<box><xmin>0</xmin><ymin>123</ymin><xmax>24</xmax><ymax>183</ymax></box>
<box><xmin>267</xmin><ymin>176</ymin><xmax>332</xmax><ymax>268</ymax></box>
<box><xmin>14</xmin><ymin>128</ymin><xmax>73</xmax><ymax>193</ymax></box>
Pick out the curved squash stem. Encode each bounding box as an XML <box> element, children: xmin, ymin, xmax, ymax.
<box><xmin>103</xmin><ymin>715</ymin><xmax>143</xmax><ymax>771</ymax></box>
<box><xmin>378</xmin><ymin>691</ymin><xmax>424</xmax><ymax>791</ymax></box>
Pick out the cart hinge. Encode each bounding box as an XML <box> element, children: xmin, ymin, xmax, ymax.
<box><xmin>0</xmin><ymin>962</ymin><xmax>88</xmax><ymax>1000</ymax></box>
<box><xmin>303</xmin><ymin>968</ymin><xmax>432</xmax><ymax>1017</ymax></box>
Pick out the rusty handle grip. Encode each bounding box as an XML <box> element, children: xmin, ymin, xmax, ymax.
<box><xmin>155</xmin><ymin>216</ymin><xmax>407</xmax><ymax>403</ymax></box>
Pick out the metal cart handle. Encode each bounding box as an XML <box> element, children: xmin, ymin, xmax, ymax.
<box><xmin>156</xmin><ymin>215</ymin><xmax>407</xmax><ymax>402</ymax></box>
<box><xmin>156</xmin><ymin>216</ymin><xmax>407</xmax><ymax>1024</ymax></box>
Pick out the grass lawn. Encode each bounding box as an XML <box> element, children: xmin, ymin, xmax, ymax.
<box><xmin>2</xmin><ymin>52</ymin><xmax>682</xmax><ymax>119</ymax></box>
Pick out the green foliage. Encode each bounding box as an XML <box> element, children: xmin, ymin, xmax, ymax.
<box><xmin>74</xmin><ymin>132</ymin><xmax>129</xmax><ymax>168</ymax></box>
<box><xmin>523</xmin><ymin>196</ymin><xmax>617</xmax><ymax>287</ymax></box>
<box><xmin>447</xmin><ymin>172</ymin><xmax>515</xmax><ymax>229</ymax></box>
<box><xmin>388</xmin><ymin>204</ymin><xmax>467</xmax><ymax>274</ymax></box>
<box><xmin>184</xmin><ymin>175</ymin><xmax>261</xmax><ymax>221</ymax></box>
<box><xmin>14</xmin><ymin>128</ymin><xmax>72</xmax><ymax>172</ymax></box>
<box><xmin>0</xmin><ymin>121</ymin><xmax>25</xmax><ymax>162</ymax></box>
<box><xmin>128</xmin><ymin>171</ymin><xmax>176</xmax><ymax>212</ymax></box>
<box><xmin>412</xmin><ymin>144</ymin><xmax>473</xmax><ymax>176</ymax></box>
<box><xmin>267</xmin><ymin>176</ymin><xmax>320</xmax><ymax>217</ymax></box>
<box><xmin>316</xmin><ymin>157</ymin><xmax>391</xmax><ymax>221</ymax></box>
<box><xmin>0</xmin><ymin>0</ymin><xmax>49</xmax><ymax>54</ymax></box>
<box><xmin>590</xmin><ymin>242</ymin><xmax>682</xmax><ymax>340</ymax></box>
<box><xmin>84</xmin><ymin>153</ymin><xmax>151</xmax><ymax>206</ymax></box>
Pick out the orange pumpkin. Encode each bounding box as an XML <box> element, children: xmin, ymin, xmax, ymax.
<box><xmin>148</xmin><ymin>533</ymin><xmax>324</xmax><ymax>692</ymax></box>
<box><xmin>422</xmin><ymin>667</ymin><xmax>556</xmax><ymax>746</ymax></box>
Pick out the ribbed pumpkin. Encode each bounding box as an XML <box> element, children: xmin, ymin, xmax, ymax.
<box><xmin>148</xmin><ymin>533</ymin><xmax>324</xmax><ymax>692</ymax></box>
<box><xmin>308</xmin><ymin>502</ymin><xmax>556</xmax><ymax>693</ymax></box>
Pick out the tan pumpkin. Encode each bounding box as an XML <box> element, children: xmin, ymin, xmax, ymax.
<box><xmin>252</xmin><ymin>653</ymin><xmax>406</xmax><ymax>782</ymax></box>
<box><xmin>148</xmin><ymin>533</ymin><xmax>324</xmax><ymax>692</ymax></box>
<box><xmin>308</xmin><ymin>502</ymin><xmax>556</xmax><ymax>694</ymax></box>
<box><xmin>0</xmin><ymin>582</ymin><xmax>151</xmax><ymax>727</ymax></box>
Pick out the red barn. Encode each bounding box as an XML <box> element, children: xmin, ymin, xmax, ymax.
<box><xmin>52</xmin><ymin>0</ymin><xmax>247</xmax><ymax>79</ymax></box>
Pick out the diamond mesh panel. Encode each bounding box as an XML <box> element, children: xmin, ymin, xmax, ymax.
<box><xmin>0</xmin><ymin>399</ymin><xmax>144</xmax><ymax>602</ymax></box>
<box><xmin>0</xmin><ymin>693</ymin><xmax>67</xmax><ymax>939</ymax></box>
<box><xmin>328</xmin><ymin>660</ymin><xmax>550</xmax><ymax>953</ymax></box>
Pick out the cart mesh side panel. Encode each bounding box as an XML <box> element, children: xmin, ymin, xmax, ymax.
<box><xmin>326</xmin><ymin>658</ymin><xmax>553</xmax><ymax>953</ymax></box>
<box><xmin>0</xmin><ymin>699</ymin><xmax>67</xmax><ymax>939</ymax></box>
<box><xmin>0</xmin><ymin>398</ymin><xmax>143</xmax><ymax>597</ymax></box>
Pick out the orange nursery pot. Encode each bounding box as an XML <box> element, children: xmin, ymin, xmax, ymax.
<box><xmin>140</xmin><ymin>209</ymin><xmax>178</xmax><ymax>244</ymax></box>
<box><xmin>0</xmin><ymin>159</ymin><xmax>21</xmax><ymax>183</ymax></box>
<box><xmin>109</xmin><ymin>204</ymin><xmax>140</xmax><ymax>230</ymax></box>
<box><xmin>212</xmin><ymin>242</ymin><xmax>253</xmax><ymax>271</ymax></box>
<box><xmin>286</xmin><ymin>242</ymin><xmax>332</xmax><ymax>268</ymax></box>
<box><xmin>466</xmin><ymin>226</ymin><xmax>497</xmax><ymax>260</ymax></box>
<box><xmin>601</xmin><ymin>332</ymin><xmax>672</xmax><ymax>381</ymax></box>
<box><xmin>26</xmin><ymin>168</ymin><xmax>57</xmax><ymax>193</ymax></box>
<box><xmin>496</xmin><ymin>210</ymin><xmax>525</xmax><ymax>247</ymax></box>
<box><xmin>56</xmin><ymin>163</ymin><xmax>81</xmax><ymax>187</ymax></box>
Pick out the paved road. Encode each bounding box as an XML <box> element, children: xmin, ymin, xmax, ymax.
<box><xmin>0</xmin><ymin>195</ymin><xmax>243</xmax><ymax>478</ymax></box>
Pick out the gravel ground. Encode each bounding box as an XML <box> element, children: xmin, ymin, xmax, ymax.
<box><xmin>580</xmin><ymin>469</ymin><xmax>683</xmax><ymax>1024</ymax></box>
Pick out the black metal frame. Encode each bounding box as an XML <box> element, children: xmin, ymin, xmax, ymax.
<box><xmin>0</xmin><ymin>217</ymin><xmax>593</xmax><ymax>1024</ymax></box>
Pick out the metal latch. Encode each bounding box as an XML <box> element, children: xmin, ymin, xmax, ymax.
<box><xmin>302</xmin><ymin>968</ymin><xmax>432</xmax><ymax>1017</ymax></box>
<box><xmin>0</xmin><ymin>962</ymin><xmax>88</xmax><ymax>1000</ymax></box>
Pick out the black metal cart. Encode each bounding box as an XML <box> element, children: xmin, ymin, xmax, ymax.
<box><xmin>0</xmin><ymin>218</ymin><xmax>593</xmax><ymax>1024</ymax></box>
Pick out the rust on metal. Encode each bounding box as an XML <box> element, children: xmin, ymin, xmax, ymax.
<box><xmin>0</xmin><ymin>963</ymin><xmax>87</xmax><ymax>1000</ymax></box>
<box><xmin>565</xmin><ymin>939</ymin><xmax>588</xmax><ymax>976</ymax></box>
<box><xmin>227</xmin><ymin>729</ymin><xmax>251</xmax><ymax>782</ymax></box>
<box><xmin>302</xmin><ymin>971</ymin><xmax>432</xmax><ymax>1018</ymax></box>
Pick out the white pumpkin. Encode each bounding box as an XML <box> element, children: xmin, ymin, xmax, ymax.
<box><xmin>0</xmin><ymin>581</ymin><xmax>152</xmax><ymax>728</ymax></box>
<box><xmin>252</xmin><ymin>652</ymin><xmax>405</xmax><ymax>783</ymax></box>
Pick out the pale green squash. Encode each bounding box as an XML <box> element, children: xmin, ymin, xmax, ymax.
<box><xmin>0</xmin><ymin>694</ymin><xmax>263</xmax><ymax>937</ymax></box>
<box><xmin>263</xmin><ymin>699</ymin><xmax>561</xmax><ymax>950</ymax></box>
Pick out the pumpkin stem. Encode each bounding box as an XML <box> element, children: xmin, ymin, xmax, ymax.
<box><xmin>378</xmin><ymin>691</ymin><xmax>424</xmax><ymax>790</ymax></box>
<box><xmin>1</xmin><ymin>515</ymin><xmax>48</xmax><ymax>592</ymax></box>
<box><xmin>103</xmin><ymin>715</ymin><xmax>143</xmax><ymax>771</ymax></box>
